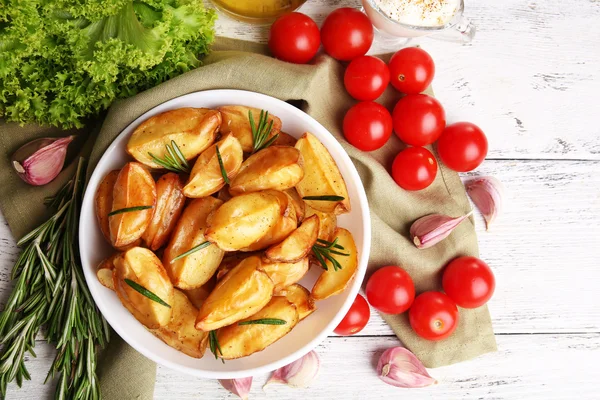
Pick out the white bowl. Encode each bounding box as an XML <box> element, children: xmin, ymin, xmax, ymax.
<box><xmin>80</xmin><ymin>89</ymin><xmax>371</xmax><ymax>379</ymax></box>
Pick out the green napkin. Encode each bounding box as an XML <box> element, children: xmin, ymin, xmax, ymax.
<box><xmin>0</xmin><ymin>37</ymin><xmax>496</xmax><ymax>399</ymax></box>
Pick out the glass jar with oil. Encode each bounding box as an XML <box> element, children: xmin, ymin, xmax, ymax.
<box><xmin>210</xmin><ymin>0</ymin><xmax>308</xmax><ymax>24</ymax></box>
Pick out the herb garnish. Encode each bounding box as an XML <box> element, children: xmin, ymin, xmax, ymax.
<box><xmin>302</xmin><ymin>195</ymin><xmax>345</xmax><ymax>201</ymax></box>
<box><xmin>238</xmin><ymin>318</ymin><xmax>287</xmax><ymax>326</ymax></box>
<box><xmin>209</xmin><ymin>331</ymin><xmax>224</xmax><ymax>363</ymax></box>
<box><xmin>148</xmin><ymin>140</ymin><xmax>191</xmax><ymax>173</ymax></box>
<box><xmin>124</xmin><ymin>279</ymin><xmax>171</xmax><ymax>308</ymax></box>
<box><xmin>215</xmin><ymin>145</ymin><xmax>230</xmax><ymax>184</ymax></box>
<box><xmin>171</xmin><ymin>241</ymin><xmax>211</xmax><ymax>262</ymax></box>
<box><xmin>312</xmin><ymin>238</ymin><xmax>349</xmax><ymax>272</ymax></box>
<box><xmin>108</xmin><ymin>205</ymin><xmax>154</xmax><ymax>216</ymax></box>
<box><xmin>250</xmin><ymin>110</ymin><xmax>279</xmax><ymax>153</ymax></box>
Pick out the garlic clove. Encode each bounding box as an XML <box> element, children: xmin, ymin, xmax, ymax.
<box><xmin>264</xmin><ymin>350</ymin><xmax>320</xmax><ymax>389</ymax></box>
<box><xmin>218</xmin><ymin>377</ymin><xmax>252</xmax><ymax>400</ymax></box>
<box><xmin>409</xmin><ymin>211</ymin><xmax>473</xmax><ymax>249</ymax></box>
<box><xmin>465</xmin><ymin>176</ymin><xmax>504</xmax><ymax>230</ymax></box>
<box><xmin>377</xmin><ymin>347</ymin><xmax>437</xmax><ymax>388</ymax></box>
<box><xmin>11</xmin><ymin>136</ymin><xmax>75</xmax><ymax>186</ymax></box>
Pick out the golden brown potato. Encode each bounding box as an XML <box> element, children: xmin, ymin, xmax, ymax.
<box><xmin>109</xmin><ymin>163</ymin><xmax>156</xmax><ymax>248</ymax></box>
<box><xmin>273</xmin><ymin>131</ymin><xmax>297</xmax><ymax>147</ymax></box>
<box><xmin>195</xmin><ymin>256</ymin><xmax>274</xmax><ymax>331</ymax></box>
<box><xmin>285</xmin><ymin>188</ymin><xmax>305</xmax><ymax>223</ymax></box>
<box><xmin>96</xmin><ymin>254</ymin><xmax>118</xmax><ymax>290</ymax></box>
<box><xmin>113</xmin><ymin>247</ymin><xmax>174</xmax><ymax>329</ymax></box>
<box><xmin>295</xmin><ymin>132</ymin><xmax>350</xmax><ymax>215</ymax></box>
<box><xmin>305</xmin><ymin>204</ymin><xmax>336</xmax><ymax>242</ymax></box>
<box><xmin>216</xmin><ymin>252</ymin><xmax>256</xmax><ymax>281</ymax></box>
<box><xmin>265</xmin><ymin>215</ymin><xmax>319</xmax><ymax>263</ymax></box>
<box><xmin>218</xmin><ymin>105</ymin><xmax>282</xmax><ymax>152</ymax></box>
<box><xmin>95</xmin><ymin>170</ymin><xmax>120</xmax><ymax>244</ymax></box>
<box><xmin>311</xmin><ymin>228</ymin><xmax>358</xmax><ymax>301</ymax></box>
<box><xmin>277</xmin><ymin>284</ymin><xmax>316</xmax><ymax>320</ymax></box>
<box><xmin>217</xmin><ymin>296</ymin><xmax>298</xmax><ymax>359</ymax></box>
<box><xmin>142</xmin><ymin>173</ymin><xmax>186</xmax><ymax>251</ymax></box>
<box><xmin>126</xmin><ymin>108</ymin><xmax>220</xmax><ymax>169</ymax></box>
<box><xmin>261</xmin><ymin>258</ymin><xmax>309</xmax><ymax>292</ymax></box>
<box><xmin>182</xmin><ymin>277</ymin><xmax>215</xmax><ymax>309</ymax></box>
<box><xmin>183</xmin><ymin>134</ymin><xmax>243</xmax><ymax>198</ymax></box>
<box><xmin>229</xmin><ymin>146</ymin><xmax>304</xmax><ymax>196</ymax></box>
<box><xmin>163</xmin><ymin>197</ymin><xmax>225</xmax><ymax>290</ymax></box>
<box><xmin>150</xmin><ymin>290</ymin><xmax>209</xmax><ymax>358</ymax></box>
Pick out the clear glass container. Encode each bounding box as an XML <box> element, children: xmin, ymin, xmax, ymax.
<box><xmin>210</xmin><ymin>0</ymin><xmax>308</xmax><ymax>24</ymax></box>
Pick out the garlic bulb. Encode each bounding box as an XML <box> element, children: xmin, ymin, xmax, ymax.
<box><xmin>218</xmin><ymin>377</ymin><xmax>252</xmax><ymax>400</ymax></box>
<box><xmin>377</xmin><ymin>347</ymin><xmax>437</xmax><ymax>388</ymax></box>
<box><xmin>409</xmin><ymin>211</ymin><xmax>473</xmax><ymax>249</ymax></box>
<box><xmin>465</xmin><ymin>176</ymin><xmax>504</xmax><ymax>230</ymax></box>
<box><xmin>11</xmin><ymin>136</ymin><xmax>75</xmax><ymax>186</ymax></box>
<box><xmin>264</xmin><ymin>350</ymin><xmax>320</xmax><ymax>389</ymax></box>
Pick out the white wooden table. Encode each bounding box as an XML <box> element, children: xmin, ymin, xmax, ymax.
<box><xmin>3</xmin><ymin>0</ymin><xmax>600</xmax><ymax>398</ymax></box>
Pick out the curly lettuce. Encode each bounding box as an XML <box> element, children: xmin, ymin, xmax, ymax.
<box><xmin>0</xmin><ymin>0</ymin><xmax>216</xmax><ymax>128</ymax></box>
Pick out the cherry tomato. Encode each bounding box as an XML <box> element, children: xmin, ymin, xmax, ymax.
<box><xmin>391</xmin><ymin>147</ymin><xmax>437</xmax><ymax>191</ymax></box>
<box><xmin>365</xmin><ymin>265</ymin><xmax>415</xmax><ymax>314</ymax></box>
<box><xmin>344</xmin><ymin>56</ymin><xmax>390</xmax><ymax>101</ymax></box>
<box><xmin>409</xmin><ymin>292</ymin><xmax>459</xmax><ymax>341</ymax></box>
<box><xmin>437</xmin><ymin>122</ymin><xmax>488</xmax><ymax>172</ymax></box>
<box><xmin>320</xmin><ymin>8</ymin><xmax>374</xmax><ymax>61</ymax></box>
<box><xmin>442</xmin><ymin>256</ymin><xmax>495</xmax><ymax>309</ymax></box>
<box><xmin>388</xmin><ymin>47</ymin><xmax>435</xmax><ymax>94</ymax></box>
<box><xmin>392</xmin><ymin>94</ymin><xmax>446</xmax><ymax>146</ymax></box>
<box><xmin>268</xmin><ymin>13</ymin><xmax>320</xmax><ymax>64</ymax></box>
<box><xmin>343</xmin><ymin>102</ymin><xmax>393</xmax><ymax>151</ymax></box>
<box><xmin>334</xmin><ymin>294</ymin><xmax>371</xmax><ymax>335</ymax></box>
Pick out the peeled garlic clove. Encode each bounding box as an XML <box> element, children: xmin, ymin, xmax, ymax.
<box><xmin>377</xmin><ymin>347</ymin><xmax>437</xmax><ymax>388</ymax></box>
<box><xmin>12</xmin><ymin>136</ymin><xmax>74</xmax><ymax>186</ymax></box>
<box><xmin>410</xmin><ymin>211</ymin><xmax>473</xmax><ymax>249</ymax></box>
<box><xmin>264</xmin><ymin>350</ymin><xmax>320</xmax><ymax>389</ymax></box>
<box><xmin>465</xmin><ymin>176</ymin><xmax>504</xmax><ymax>230</ymax></box>
<box><xmin>219</xmin><ymin>377</ymin><xmax>252</xmax><ymax>400</ymax></box>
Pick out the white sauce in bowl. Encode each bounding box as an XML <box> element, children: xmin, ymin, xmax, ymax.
<box><xmin>372</xmin><ymin>0</ymin><xmax>459</xmax><ymax>27</ymax></box>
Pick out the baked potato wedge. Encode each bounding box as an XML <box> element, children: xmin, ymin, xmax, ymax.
<box><xmin>305</xmin><ymin>204</ymin><xmax>336</xmax><ymax>242</ymax></box>
<box><xmin>109</xmin><ymin>162</ymin><xmax>156</xmax><ymax>248</ymax></box>
<box><xmin>295</xmin><ymin>132</ymin><xmax>350</xmax><ymax>214</ymax></box>
<box><xmin>216</xmin><ymin>296</ymin><xmax>299</xmax><ymax>360</ymax></box>
<box><xmin>182</xmin><ymin>277</ymin><xmax>215</xmax><ymax>309</ymax></box>
<box><xmin>229</xmin><ymin>146</ymin><xmax>304</xmax><ymax>195</ymax></box>
<box><xmin>151</xmin><ymin>290</ymin><xmax>208</xmax><ymax>358</ymax></box>
<box><xmin>261</xmin><ymin>258</ymin><xmax>309</xmax><ymax>292</ymax></box>
<box><xmin>126</xmin><ymin>108</ymin><xmax>220</xmax><ymax>169</ymax></box>
<box><xmin>95</xmin><ymin>170</ymin><xmax>119</xmax><ymax>244</ymax></box>
<box><xmin>196</xmin><ymin>255</ymin><xmax>274</xmax><ymax>331</ymax></box>
<box><xmin>277</xmin><ymin>284</ymin><xmax>316</xmax><ymax>320</ymax></box>
<box><xmin>216</xmin><ymin>252</ymin><xmax>256</xmax><ymax>281</ymax></box>
<box><xmin>218</xmin><ymin>105</ymin><xmax>282</xmax><ymax>152</ymax></box>
<box><xmin>311</xmin><ymin>228</ymin><xmax>358</xmax><ymax>301</ymax></box>
<box><xmin>285</xmin><ymin>188</ymin><xmax>305</xmax><ymax>223</ymax></box>
<box><xmin>113</xmin><ymin>247</ymin><xmax>174</xmax><ymax>329</ymax></box>
<box><xmin>163</xmin><ymin>197</ymin><xmax>225</xmax><ymax>289</ymax></box>
<box><xmin>265</xmin><ymin>215</ymin><xmax>319</xmax><ymax>263</ymax></box>
<box><xmin>273</xmin><ymin>131</ymin><xmax>297</xmax><ymax>147</ymax></box>
<box><xmin>183</xmin><ymin>134</ymin><xmax>243</xmax><ymax>198</ymax></box>
<box><xmin>96</xmin><ymin>254</ymin><xmax>118</xmax><ymax>290</ymax></box>
<box><xmin>143</xmin><ymin>173</ymin><xmax>186</xmax><ymax>250</ymax></box>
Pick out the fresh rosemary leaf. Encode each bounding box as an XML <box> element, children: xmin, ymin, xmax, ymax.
<box><xmin>312</xmin><ymin>238</ymin><xmax>348</xmax><ymax>271</ymax></box>
<box><xmin>209</xmin><ymin>330</ymin><xmax>224</xmax><ymax>363</ymax></box>
<box><xmin>302</xmin><ymin>195</ymin><xmax>345</xmax><ymax>201</ymax></box>
<box><xmin>249</xmin><ymin>109</ymin><xmax>277</xmax><ymax>153</ymax></box>
<box><xmin>238</xmin><ymin>318</ymin><xmax>287</xmax><ymax>326</ymax></box>
<box><xmin>148</xmin><ymin>140</ymin><xmax>190</xmax><ymax>173</ymax></box>
<box><xmin>171</xmin><ymin>241</ymin><xmax>211</xmax><ymax>262</ymax></box>
<box><xmin>108</xmin><ymin>205</ymin><xmax>153</xmax><ymax>216</ymax></box>
<box><xmin>124</xmin><ymin>279</ymin><xmax>171</xmax><ymax>308</ymax></box>
<box><xmin>215</xmin><ymin>145</ymin><xmax>230</xmax><ymax>184</ymax></box>
<box><xmin>316</xmin><ymin>238</ymin><xmax>344</xmax><ymax>249</ymax></box>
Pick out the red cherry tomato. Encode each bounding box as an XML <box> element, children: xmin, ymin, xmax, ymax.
<box><xmin>392</xmin><ymin>94</ymin><xmax>446</xmax><ymax>146</ymax></box>
<box><xmin>409</xmin><ymin>292</ymin><xmax>459</xmax><ymax>341</ymax></box>
<box><xmin>320</xmin><ymin>8</ymin><xmax>374</xmax><ymax>61</ymax></box>
<box><xmin>334</xmin><ymin>294</ymin><xmax>371</xmax><ymax>335</ymax></box>
<box><xmin>391</xmin><ymin>147</ymin><xmax>437</xmax><ymax>191</ymax></box>
<box><xmin>442</xmin><ymin>256</ymin><xmax>496</xmax><ymax>309</ymax></box>
<box><xmin>268</xmin><ymin>13</ymin><xmax>320</xmax><ymax>64</ymax></box>
<box><xmin>388</xmin><ymin>47</ymin><xmax>435</xmax><ymax>94</ymax></box>
<box><xmin>344</xmin><ymin>56</ymin><xmax>390</xmax><ymax>101</ymax></box>
<box><xmin>437</xmin><ymin>122</ymin><xmax>488</xmax><ymax>172</ymax></box>
<box><xmin>343</xmin><ymin>102</ymin><xmax>393</xmax><ymax>151</ymax></box>
<box><xmin>365</xmin><ymin>265</ymin><xmax>415</xmax><ymax>314</ymax></box>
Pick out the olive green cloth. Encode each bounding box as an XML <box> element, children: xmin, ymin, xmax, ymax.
<box><xmin>0</xmin><ymin>37</ymin><xmax>496</xmax><ymax>398</ymax></box>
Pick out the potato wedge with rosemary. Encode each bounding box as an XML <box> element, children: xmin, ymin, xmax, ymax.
<box><xmin>109</xmin><ymin>162</ymin><xmax>156</xmax><ymax>248</ymax></box>
<box><xmin>218</xmin><ymin>105</ymin><xmax>282</xmax><ymax>153</ymax></box>
<box><xmin>196</xmin><ymin>256</ymin><xmax>274</xmax><ymax>331</ymax></box>
<box><xmin>96</xmin><ymin>254</ymin><xmax>118</xmax><ymax>290</ymax></box>
<box><xmin>305</xmin><ymin>204</ymin><xmax>336</xmax><ymax>242</ymax></box>
<box><xmin>311</xmin><ymin>228</ymin><xmax>358</xmax><ymax>301</ymax></box>
<box><xmin>183</xmin><ymin>134</ymin><xmax>243</xmax><ymax>198</ymax></box>
<box><xmin>295</xmin><ymin>132</ymin><xmax>350</xmax><ymax>214</ymax></box>
<box><xmin>216</xmin><ymin>296</ymin><xmax>299</xmax><ymax>360</ymax></box>
<box><xmin>95</xmin><ymin>170</ymin><xmax>120</xmax><ymax>244</ymax></box>
<box><xmin>265</xmin><ymin>215</ymin><xmax>319</xmax><ymax>263</ymax></box>
<box><xmin>229</xmin><ymin>146</ymin><xmax>304</xmax><ymax>196</ymax></box>
<box><xmin>143</xmin><ymin>173</ymin><xmax>186</xmax><ymax>251</ymax></box>
<box><xmin>150</xmin><ymin>290</ymin><xmax>208</xmax><ymax>358</ymax></box>
<box><xmin>285</xmin><ymin>188</ymin><xmax>305</xmax><ymax>223</ymax></box>
<box><xmin>261</xmin><ymin>258</ymin><xmax>309</xmax><ymax>292</ymax></box>
<box><xmin>273</xmin><ymin>131</ymin><xmax>297</xmax><ymax>147</ymax></box>
<box><xmin>277</xmin><ymin>284</ymin><xmax>316</xmax><ymax>320</ymax></box>
<box><xmin>113</xmin><ymin>247</ymin><xmax>174</xmax><ymax>329</ymax></box>
<box><xmin>163</xmin><ymin>197</ymin><xmax>225</xmax><ymax>290</ymax></box>
<box><xmin>126</xmin><ymin>108</ymin><xmax>221</xmax><ymax>169</ymax></box>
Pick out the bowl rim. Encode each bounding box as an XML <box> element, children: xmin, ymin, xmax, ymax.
<box><xmin>79</xmin><ymin>89</ymin><xmax>371</xmax><ymax>378</ymax></box>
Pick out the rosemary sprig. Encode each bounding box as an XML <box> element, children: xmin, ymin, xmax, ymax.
<box><xmin>238</xmin><ymin>318</ymin><xmax>286</xmax><ymax>326</ymax></box>
<box><xmin>0</xmin><ymin>158</ymin><xmax>109</xmax><ymax>399</ymax></box>
<box><xmin>108</xmin><ymin>205</ymin><xmax>153</xmax><ymax>216</ymax></box>
<box><xmin>302</xmin><ymin>195</ymin><xmax>345</xmax><ymax>201</ymax></box>
<box><xmin>208</xmin><ymin>331</ymin><xmax>224</xmax><ymax>363</ymax></box>
<box><xmin>171</xmin><ymin>241</ymin><xmax>210</xmax><ymax>262</ymax></box>
<box><xmin>215</xmin><ymin>145</ymin><xmax>230</xmax><ymax>184</ymax></box>
<box><xmin>148</xmin><ymin>140</ymin><xmax>190</xmax><ymax>173</ymax></box>
<box><xmin>124</xmin><ymin>279</ymin><xmax>171</xmax><ymax>308</ymax></box>
<box><xmin>312</xmin><ymin>238</ymin><xmax>349</xmax><ymax>272</ymax></box>
<box><xmin>249</xmin><ymin>110</ymin><xmax>279</xmax><ymax>153</ymax></box>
